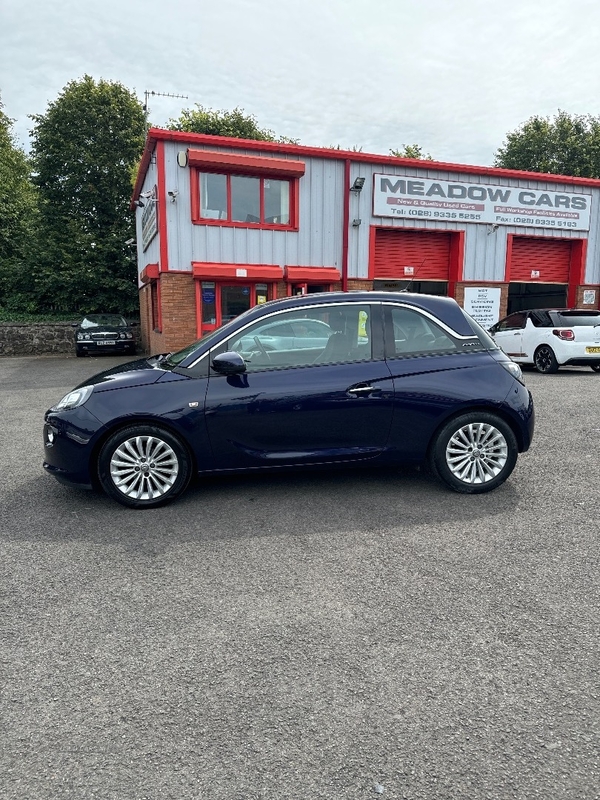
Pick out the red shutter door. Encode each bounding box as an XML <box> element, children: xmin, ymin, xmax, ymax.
<box><xmin>373</xmin><ymin>229</ymin><xmax>451</xmax><ymax>279</ymax></box>
<box><xmin>510</xmin><ymin>237</ymin><xmax>571</xmax><ymax>282</ymax></box>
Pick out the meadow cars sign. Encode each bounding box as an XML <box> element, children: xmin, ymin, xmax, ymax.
<box><xmin>373</xmin><ymin>174</ymin><xmax>591</xmax><ymax>231</ymax></box>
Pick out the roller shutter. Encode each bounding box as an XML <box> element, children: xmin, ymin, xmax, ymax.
<box><xmin>510</xmin><ymin>237</ymin><xmax>572</xmax><ymax>282</ymax></box>
<box><xmin>373</xmin><ymin>229</ymin><xmax>451</xmax><ymax>279</ymax></box>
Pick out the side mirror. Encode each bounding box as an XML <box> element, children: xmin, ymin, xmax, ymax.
<box><xmin>211</xmin><ymin>351</ymin><xmax>247</xmax><ymax>375</ymax></box>
<box><xmin>130</xmin><ymin>321</ymin><xmax>139</xmax><ymax>327</ymax></box>
<box><xmin>71</xmin><ymin>323</ymin><xmax>79</xmax><ymax>328</ymax></box>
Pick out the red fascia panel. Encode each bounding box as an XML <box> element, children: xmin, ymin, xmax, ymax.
<box><xmin>187</xmin><ymin>149</ymin><xmax>305</xmax><ymax>178</ymax></box>
<box><xmin>285</xmin><ymin>266</ymin><xmax>341</xmax><ymax>282</ymax></box>
<box><xmin>134</xmin><ymin>128</ymin><xmax>600</xmax><ymax>191</ymax></box>
<box><xmin>193</xmin><ymin>262</ymin><xmax>284</xmax><ymax>280</ymax></box>
<box><xmin>140</xmin><ymin>263</ymin><xmax>159</xmax><ymax>283</ymax></box>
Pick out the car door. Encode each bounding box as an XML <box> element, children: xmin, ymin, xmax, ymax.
<box><xmin>203</xmin><ymin>302</ymin><xmax>395</xmax><ymax>469</ymax></box>
<box><xmin>489</xmin><ymin>311</ymin><xmax>528</xmax><ymax>361</ymax></box>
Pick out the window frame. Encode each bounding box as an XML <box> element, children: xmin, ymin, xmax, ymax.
<box><xmin>191</xmin><ymin>167</ymin><xmax>299</xmax><ymax>231</ymax></box>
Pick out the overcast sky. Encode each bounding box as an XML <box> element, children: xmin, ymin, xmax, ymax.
<box><xmin>2</xmin><ymin>0</ymin><xmax>600</xmax><ymax>166</ymax></box>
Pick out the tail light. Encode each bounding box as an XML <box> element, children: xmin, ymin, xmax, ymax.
<box><xmin>552</xmin><ymin>329</ymin><xmax>574</xmax><ymax>340</ymax></box>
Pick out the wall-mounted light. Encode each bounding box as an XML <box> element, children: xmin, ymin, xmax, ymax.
<box><xmin>350</xmin><ymin>177</ymin><xmax>366</xmax><ymax>193</ymax></box>
<box><xmin>125</xmin><ymin>238</ymin><xmax>135</xmax><ymax>245</ymax></box>
<box><xmin>487</xmin><ymin>223</ymin><xmax>499</xmax><ymax>235</ymax></box>
<box><xmin>167</xmin><ymin>190</ymin><xmax>179</xmax><ymax>202</ymax></box>
<box><xmin>135</xmin><ymin>200</ymin><xmax>145</xmax><ymax>208</ymax></box>
<box><xmin>140</xmin><ymin>190</ymin><xmax>154</xmax><ymax>199</ymax></box>
<box><xmin>352</xmin><ymin>218</ymin><xmax>362</xmax><ymax>227</ymax></box>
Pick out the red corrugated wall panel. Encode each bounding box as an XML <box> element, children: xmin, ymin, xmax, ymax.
<box><xmin>373</xmin><ymin>229</ymin><xmax>451</xmax><ymax>279</ymax></box>
<box><xmin>510</xmin><ymin>237</ymin><xmax>572</xmax><ymax>282</ymax></box>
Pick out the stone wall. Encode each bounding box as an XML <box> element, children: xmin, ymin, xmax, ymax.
<box><xmin>0</xmin><ymin>323</ymin><xmax>143</xmax><ymax>357</ymax></box>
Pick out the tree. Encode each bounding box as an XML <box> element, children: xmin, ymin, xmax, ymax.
<box><xmin>494</xmin><ymin>110</ymin><xmax>600</xmax><ymax>177</ymax></box>
<box><xmin>0</xmin><ymin>96</ymin><xmax>39</xmax><ymax>313</ymax></box>
<box><xmin>30</xmin><ymin>75</ymin><xmax>146</xmax><ymax>314</ymax></box>
<box><xmin>167</xmin><ymin>103</ymin><xmax>297</xmax><ymax>143</ymax></box>
<box><xmin>390</xmin><ymin>144</ymin><xmax>433</xmax><ymax>160</ymax></box>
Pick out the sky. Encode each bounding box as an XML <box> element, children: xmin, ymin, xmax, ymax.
<box><xmin>2</xmin><ymin>0</ymin><xmax>600</xmax><ymax>167</ymax></box>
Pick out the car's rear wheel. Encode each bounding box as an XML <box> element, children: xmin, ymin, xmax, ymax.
<box><xmin>98</xmin><ymin>425</ymin><xmax>192</xmax><ymax>509</ymax></box>
<box><xmin>429</xmin><ymin>412</ymin><xmax>518</xmax><ymax>494</ymax></box>
<box><xmin>534</xmin><ymin>345</ymin><xmax>559</xmax><ymax>374</ymax></box>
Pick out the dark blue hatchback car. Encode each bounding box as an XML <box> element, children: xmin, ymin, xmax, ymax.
<box><xmin>43</xmin><ymin>292</ymin><xmax>534</xmax><ymax>509</ymax></box>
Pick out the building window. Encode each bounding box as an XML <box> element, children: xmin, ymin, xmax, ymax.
<box><xmin>197</xmin><ymin>172</ymin><xmax>292</xmax><ymax>227</ymax></box>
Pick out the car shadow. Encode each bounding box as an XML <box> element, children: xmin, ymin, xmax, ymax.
<box><xmin>4</xmin><ymin>464</ymin><xmax>521</xmax><ymax>550</ymax></box>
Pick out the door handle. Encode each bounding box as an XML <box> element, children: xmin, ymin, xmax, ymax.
<box><xmin>348</xmin><ymin>385</ymin><xmax>376</xmax><ymax>396</ymax></box>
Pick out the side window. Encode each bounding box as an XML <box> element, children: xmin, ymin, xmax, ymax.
<box><xmin>390</xmin><ymin>306</ymin><xmax>458</xmax><ymax>357</ymax></box>
<box><xmin>227</xmin><ymin>305</ymin><xmax>373</xmax><ymax>372</ymax></box>
<box><xmin>498</xmin><ymin>312</ymin><xmax>527</xmax><ymax>331</ymax></box>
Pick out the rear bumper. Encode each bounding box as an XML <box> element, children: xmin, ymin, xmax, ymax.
<box><xmin>561</xmin><ymin>357</ymin><xmax>600</xmax><ymax>367</ymax></box>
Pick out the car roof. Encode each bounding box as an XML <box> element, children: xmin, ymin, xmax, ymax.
<box><xmin>247</xmin><ymin>291</ymin><xmax>473</xmax><ymax>334</ymax></box>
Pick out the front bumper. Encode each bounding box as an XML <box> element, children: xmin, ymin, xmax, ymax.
<box><xmin>43</xmin><ymin>406</ymin><xmax>103</xmax><ymax>488</ymax></box>
<box><xmin>76</xmin><ymin>341</ymin><xmax>136</xmax><ymax>354</ymax></box>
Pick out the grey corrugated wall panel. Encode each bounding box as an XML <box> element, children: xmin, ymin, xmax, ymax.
<box><xmin>162</xmin><ymin>142</ymin><xmax>345</xmax><ymax>272</ymax></box>
<box><xmin>354</xmin><ymin>163</ymin><xmax>600</xmax><ymax>283</ymax></box>
<box><xmin>150</xmin><ymin>143</ymin><xmax>600</xmax><ymax>285</ymax></box>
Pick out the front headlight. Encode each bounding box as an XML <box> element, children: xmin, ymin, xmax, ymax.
<box><xmin>54</xmin><ymin>385</ymin><xmax>94</xmax><ymax>411</ymax></box>
<box><xmin>500</xmin><ymin>359</ymin><xmax>523</xmax><ymax>383</ymax></box>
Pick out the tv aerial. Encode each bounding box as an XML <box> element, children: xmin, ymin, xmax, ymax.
<box><xmin>143</xmin><ymin>90</ymin><xmax>189</xmax><ymax>119</ymax></box>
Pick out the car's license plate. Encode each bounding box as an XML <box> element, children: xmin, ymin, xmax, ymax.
<box><xmin>97</xmin><ymin>341</ymin><xmax>116</xmax><ymax>346</ymax></box>
<box><xmin>586</xmin><ymin>346</ymin><xmax>600</xmax><ymax>354</ymax></box>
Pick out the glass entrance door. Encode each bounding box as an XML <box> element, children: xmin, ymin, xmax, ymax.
<box><xmin>221</xmin><ymin>285</ymin><xmax>251</xmax><ymax>323</ymax></box>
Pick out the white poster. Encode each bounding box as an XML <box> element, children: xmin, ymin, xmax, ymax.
<box><xmin>373</xmin><ymin>174</ymin><xmax>591</xmax><ymax>231</ymax></box>
<box><xmin>463</xmin><ymin>287</ymin><xmax>502</xmax><ymax>329</ymax></box>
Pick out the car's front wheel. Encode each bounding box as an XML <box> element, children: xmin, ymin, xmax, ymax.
<box><xmin>534</xmin><ymin>345</ymin><xmax>559</xmax><ymax>374</ymax></box>
<box><xmin>98</xmin><ymin>425</ymin><xmax>192</xmax><ymax>509</ymax></box>
<box><xmin>429</xmin><ymin>412</ymin><xmax>518</xmax><ymax>494</ymax></box>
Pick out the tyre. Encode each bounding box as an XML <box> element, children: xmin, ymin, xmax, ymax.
<box><xmin>76</xmin><ymin>348</ymin><xmax>86</xmax><ymax>357</ymax></box>
<box><xmin>429</xmin><ymin>412</ymin><xmax>518</xmax><ymax>494</ymax></box>
<box><xmin>98</xmin><ymin>425</ymin><xmax>192</xmax><ymax>509</ymax></box>
<box><xmin>534</xmin><ymin>345</ymin><xmax>559</xmax><ymax>374</ymax></box>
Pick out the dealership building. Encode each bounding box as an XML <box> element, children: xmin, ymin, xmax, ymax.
<box><xmin>132</xmin><ymin>127</ymin><xmax>600</xmax><ymax>353</ymax></box>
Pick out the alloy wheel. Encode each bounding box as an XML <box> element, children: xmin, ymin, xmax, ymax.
<box><xmin>445</xmin><ymin>422</ymin><xmax>508</xmax><ymax>485</ymax></box>
<box><xmin>109</xmin><ymin>435</ymin><xmax>179</xmax><ymax>501</ymax></box>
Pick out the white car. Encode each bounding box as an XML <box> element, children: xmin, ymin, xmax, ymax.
<box><xmin>489</xmin><ymin>309</ymin><xmax>600</xmax><ymax>373</ymax></box>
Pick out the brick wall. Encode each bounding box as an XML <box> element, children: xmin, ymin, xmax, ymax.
<box><xmin>575</xmin><ymin>285</ymin><xmax>600</xmax><ymax>308</ymax></box>
<box><xmin>152</xmin><ymin>273</ymin><xmax>197</xmax><ymax>354</ymax></box>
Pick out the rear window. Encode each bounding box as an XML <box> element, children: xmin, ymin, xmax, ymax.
<box><xmin>552</xmin><ymin>311</ymin><xmax>600</xmax><ymax>327</ymax></box>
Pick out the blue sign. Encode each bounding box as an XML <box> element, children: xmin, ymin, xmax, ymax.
<box><xmin>202</xmin><ymin>289</ymin><xmax>215</xmax><ymax>304</ymax></box>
